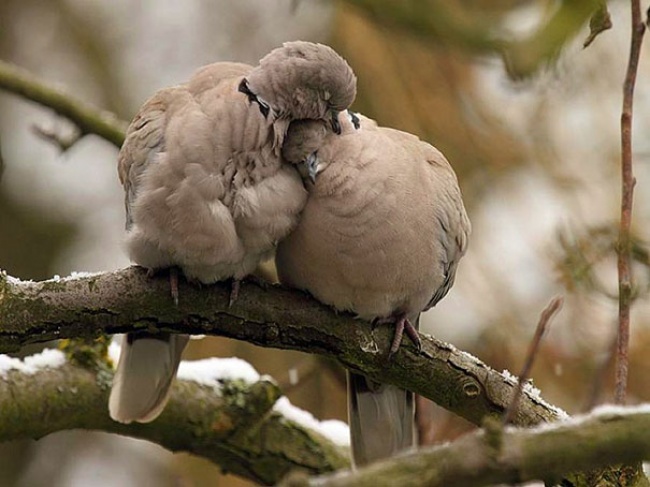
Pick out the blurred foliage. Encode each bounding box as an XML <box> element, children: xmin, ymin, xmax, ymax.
<box><xmin>584</xmin><ymin>1</ymin><xmax>613</xmax><ymax>48</ymax></box>
<box><xmin>342</xmin><ymin>0</ymin><xmax>604</xmax><ymax>78</ymax></box>
<box><xmin>1</xmin><ymin>0</ymin><xmax>649</xmax><ymax>486</ymax></box>
<box><xmin>59</xmin><ymin>336</ymin><xmax>114</xmax><ymax>391</ymax></box>
<box><xmin>0</xmin><ymin>189</ymin><xmax>77</xmax><ymax>280</ymax></box>
<box><xmin>556</xmin><ymin>224</ymin><xmax>650</xmax><ymax>300</ymax></box>
<box><xmin>333</xmin><ymin>4</ymin><xmax>527</xmax><ymax>200</ymax></box>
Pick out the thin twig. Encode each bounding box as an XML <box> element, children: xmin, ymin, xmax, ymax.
<box><xmin>615</xmin><ymin>0</ymin><xmax>646</xmax><ymax>405</ymax></box>
<box><xmin>0</xmin><ymin>136</ymin><xmax>4</xmax><ymax>181</ymax></box>
<box><xmin>503</xmin><ymin>296</ymin><xmax>563</xmax><ymax>425</ymax></box>
<box><xmin>0</xmin><ymin>59</ymin><xmax>127</xmax><ymax>147</ymax></box>
<box><xmin>31</xmin><ymin>124</ymin><xmax>82</xmax><ymax>152</ymax></box>
<box><xmin>415</xmin><ymin>395</ymin><xmax>437</xmax><ymax>446</ymax></box>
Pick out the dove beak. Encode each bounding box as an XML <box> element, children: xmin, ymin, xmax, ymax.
<box><xmin>305</xmin><ymin>152</ymin><xmax>320</xmax><ymax>183</ymax></box>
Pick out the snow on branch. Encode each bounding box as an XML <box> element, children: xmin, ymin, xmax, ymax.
<box><xmin>0</xmin><ymin>344</ymin><xmax>349</xmax><ymax>485</ymax></box>
<box><xmin>291</xmin><ymin>405</ymin><xmax>650</xmax><ymax>487</ymax></box>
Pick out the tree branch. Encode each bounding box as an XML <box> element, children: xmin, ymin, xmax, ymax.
<box><xmin>616</xmin><ymin>0</ymin><xmax>646</xmax><ymax>405</ymax></box>
<box><xmin>0</xmin><ymin>349</ymin><xmax>348</xmax><ymax>485</ymax></box>
<box><xmin>2</xmin><ymin>270</ymin><xmax>639</xmax><ymax>486</ymax></box>
<box><xmin>290</xmin><ymin>406</ymin><xmax>650</xmax><ymax>487</ymax></box>
<box><xmin>0</xmin><ymin>59</ymin><xmax>127</xmax><ymax>147</ymax></box>
<box><xmin>0</xmin><ymin>267</ymin><xmax>567</xmax><ymax>430</ymax></box>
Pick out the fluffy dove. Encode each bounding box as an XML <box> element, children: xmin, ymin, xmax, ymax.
<box><xmin>276</xmin><ymin>112</ymin><xmax>470</xmax><ymax>465</ymax></box>
<box><xmin>110</xmin><ymin>42</ymin><xmax>357</xmax><ymax>424</ymax></box>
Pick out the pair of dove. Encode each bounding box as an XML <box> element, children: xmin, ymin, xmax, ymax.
<box><xmin>109</xmin><ymin>41</ymin><xmax>470</xmax><ymax>467</ymax></box>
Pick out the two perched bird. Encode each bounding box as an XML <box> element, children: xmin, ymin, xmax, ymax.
<box><xmin>109</xmin><ymin>41</ymin><xmax>470</xmax><ymax>467</ymax></box>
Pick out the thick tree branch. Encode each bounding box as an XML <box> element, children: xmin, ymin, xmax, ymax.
<box><xmin>2</xmin><ymin>271</ymin><xmax>638</xmax><ymax>486</ymax></box>
<box><xmin>0</xmin><ymin>267</ymin><xmax>567</xmax><ymax>430</ymax></box>
<box><xmin>0</xmin><ymin>59</ymin><xmax>127</xmax><ymax>147</ymax></box>
<box><xmin>291</xmin><ymin>406</ymin><xmax>650</xmax><ymax>487</ymax></box>
<box><xmin>0</xmin><ymin>350</ymin><xmax>348</xmax><ymax>485</ymax></box>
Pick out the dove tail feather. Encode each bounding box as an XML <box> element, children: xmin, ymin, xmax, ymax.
<box><xmin>109</xmin><ymin>333</ymin><xmax>189</xmax><ymax>424</ymax></box>
<box><xmin>347</xmin><ymin>371</ymin><xmax>416</xmax><ymax>467</ymax></box>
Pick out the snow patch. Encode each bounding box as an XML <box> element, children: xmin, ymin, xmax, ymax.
<box><xmin>0</xmin><ymin>348</ymin><xmax>66</xmax><ymax>377</ymax></box>
<box><xmin>177</xmin><ymin>357</ymin><xmax>260</xmax><ymax>386</ymax></box>
<box><xmin>3</xmin><ymin>272</ymin><xmax>28</xmax><ymax>285</ymax></box>
<box><xmin>45</xmin><ymin>271</ymin><xmax>104</xmax><ymax>283</ymax></box>
<box><xmin>108</xmin><ymin>342</ymin><xmax>121</xmax><ymax>364</ymax></box>
<box><xmin>501</xmin><ymin>369</ymin><xmax>519</xmax><ymax>385</ymax></box>
<box><xmin>273</xmin><ymin>397</ymin><xmax>350</xmax><ymax>447</ymax></box>
<box><xmin>109</xmin><ymin>342</ymin><xmax>260</xmax><ymax>385</ymax></box>
<box><xmin>501</xmin><ymin>369</ymin><xmax>569</xmax><ymax>419</ymax></box>
<box><xmin>1</xmin><ymin>270</ymin><xmax>103</xmax><ymax>286</ymax></box>
<box><xmin>591</xmin><ymin>403</ymin><xmax>650</xmax><ymax>417</ymax></box>
<box><xmin>108</xmin><ymin>342</ymin><xmax>350</xmax><ymax>446</ymax></box>
<box><xmin>514</xmin><ymin>402</ymin><xmax>650</xmax><ymax>436</ymax></box>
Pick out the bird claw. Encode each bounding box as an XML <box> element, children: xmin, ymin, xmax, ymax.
<box><xmin>145</xmin><ymin>266</ymin><xmax>180</xmax><ymax>306</ymax></box>
<box><xmin>403</xmin><ymin>320</ymin><xmax>422</xmax><ymax>353</ymax></box>
<box><xmin>229</xmin><ymin>279</ymin><xmax>241</xmax><ymax>308</ymax></box>
<box><xmin>169</xmin><ymin>267</ymin><xmax>179</xmax><ymax>306</ymax></box>
<box><xmin>385</xmin><ymin>315</ymin><xmax>421</xmax><ymax>361</ymax></box>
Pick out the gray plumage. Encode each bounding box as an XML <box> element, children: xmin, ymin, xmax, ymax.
<box><xmin>110</xmin><ymin>42</ymin><xmax>357</xmax><ymax>424</ymax></box>
<box><xmin>276</xmin><ymin>113</ymin><xmax>470</xmax><ymax>465</ymax></box>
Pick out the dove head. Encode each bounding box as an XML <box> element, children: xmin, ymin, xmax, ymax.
<box><xmin>282</xmin><ymin>119</ymin><xmax>328</xmax><ymax>164</ymax></box>
<box><xmin>240</xmin><ymin>41</ymin><xmax>357</xmax><ymax>133</ymax></box>
<box><xmin>282</xmin><ymin>119</ymin><xmax>329</xmax><ymax>183</ymax></box>
<box><xmin>283</xmin><ymin>110</ymin><xmax>361</xmax><ymax>183</ymax></box>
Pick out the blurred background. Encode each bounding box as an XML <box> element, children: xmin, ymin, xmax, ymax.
<box><xmin>1</xmin><ymin>0</ymin><xmax>650</xmax><ymax>485</ymax></box>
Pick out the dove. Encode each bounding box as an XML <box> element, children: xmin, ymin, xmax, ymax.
<box><xmin>109</xmin><ymin>41</ymin><xmax>357</xmax><ymax>424</ymax></box>
<box><xmin>276</xmin><ymin>112</ymin><xmax>470</xmax><ymax>465</ymax></box>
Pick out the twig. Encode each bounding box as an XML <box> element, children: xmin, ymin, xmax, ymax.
<box><xmin>0</xmin><ymin>136</ymin><xmax>4</xmax><ymax>180</ymax></box>
<box><xmin>503</xmin><ymin>296</ymin><xmax>563</xmax><ymax>425</ymax></box>
<box><xmin>31</xmin><ymin>124</ymin><xmax>82</xmax><ymax>152</ymax></box>
<box><xmin>616</xmin><ymin>0</ymin><xmax>646</xmax><ymax>405</ymax></box>
<box><xmin>415</xmin><ymin>395</ymin><xmax>437</xmax><ymax>446</ymax></box>
<box><xmin>0</xmin><ymin>59</ymin><xmax>127</xmax><ymax>147</ymax></box>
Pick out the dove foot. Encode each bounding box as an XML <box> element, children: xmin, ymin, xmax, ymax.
<box><xmin>145</xmin><ymin>266</ymin><xmax>180</xmax><ymax>306</ymax></box>
<box><xmin>372</xmin><ymin>313</ymin><xmax>421</xmax><ymax>360</ymax></box>
<box><xmin>229</xmin><ymin>279</ymin><xmax>241</xmax><ymax>308</ymax></box>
